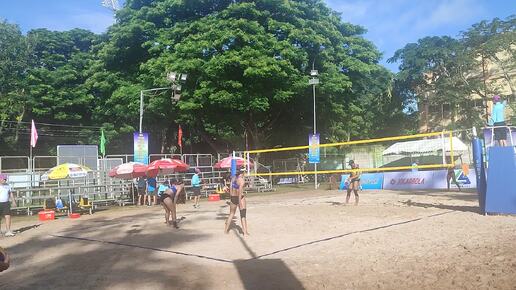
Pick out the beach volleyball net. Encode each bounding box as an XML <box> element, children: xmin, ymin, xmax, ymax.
<box><xmin>244</xmin><ymin>131</ymin><xmax>460</xmax><ymax>182</ymax></box>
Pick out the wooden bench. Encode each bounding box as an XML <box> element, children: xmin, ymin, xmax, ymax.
<box><xmin>11</xmin><ymin>205</ymin><xmax>44</xmax><ymax>216</ymax></box>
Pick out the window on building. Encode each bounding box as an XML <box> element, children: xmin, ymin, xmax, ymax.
<box><xmin>429</xmin><ymin>104</ymin><xmax>439</xmax><ymax>113</ymax></box>
<box><xmin>442</xmin><ymin>103</ymin><xmax>451</xmax><ymax>119</ymax></box>
<box><xmin>473</xmin><ymin>99</ymin><xmax>485</xmax><ymax>108</ymax></box>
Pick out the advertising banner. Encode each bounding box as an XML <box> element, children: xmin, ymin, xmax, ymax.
<box><xmin>308</xmin><ymin>133</ymin><xmax>320</xmax><ymax>164</ymax></box>
<box><xmin>384</xmin><ymin>170</ymin><xmax>447</xmax><ymax>190</ymax></box>
<box><xmin>134</xmin><ymin>132</ymin><xmax>149</xmax><ymax>164</ymax></box>
<box><xmin>452</xmin><ymin>169</ymin><xmax>477</xmax><ymax>189</ymax></box>
<box><xmin>383</xmin><ymin>169</ymin><xmax>477</xmax><ymax>190</ymax></box>
<box><xmin>339</xmin><ymin>173</ymin><xmax>384</xmax><ymax>190</ymax></box>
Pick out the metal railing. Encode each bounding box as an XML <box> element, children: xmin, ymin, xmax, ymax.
<box><xmin>0</xmin><ymin>156</ymin><xmax>30</xmax><ymax>173</ymax></box>
<box><xmin>105</xmin><ymin>154</ymin><xmax>134</xmax><ymax>163</ymax></box>
<box><xmin>0</xmin><ymin>152</ymin><xmax>277</xmax><ymax>214</ymax></box>
<box><xmin>10</xmin><ymin>175</ymin><xmax>133</xmax><ymax>215</ymax></box>
<box><xmin>148</xmin><ymin>154</ymin><xmax>182</xmax><ymax>163</ymax></box>
<box><xmin>483</xmin><ymin>125</ymin><xmax>516</xmax><ymax>148</ymax></box>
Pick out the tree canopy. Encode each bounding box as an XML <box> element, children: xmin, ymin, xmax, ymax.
<box><xmin>10</xmin><ymin>2</ymin><xmax>514</xmax><ymax>155</ymax></box>
<box><xmin>389</xmin><ymin>15</ymin><xmax>515</xmax><ymax>130</ymax></box>
<box><xmin>90</xmin><ymin>0</ymin><xmax>401</xmax><ymax>154</ymax></box>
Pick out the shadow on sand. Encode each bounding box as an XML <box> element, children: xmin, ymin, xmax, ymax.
<box><xmin>401</xmin><ymin>200</ymin><xmax>481</xmax><ymax>214</ymax></box>
<box><xmin>234</xmin><ymin>259</ymin><xmax>305</xmax><ymax>290</ymax></box>
<box><xmin>2</xmin><ymin>209</ymin><xmax>306</xmax><ymax>290</ymax></box>
<box><xmin>396</xmin><ymin>189</ymin><xmax>479</xmax><ymax>202</ymax></box>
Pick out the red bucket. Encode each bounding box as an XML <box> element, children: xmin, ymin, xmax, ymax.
<box><xmin>69</xmin><ymin>213</ymin><xmax>81</xmax><ymax>219</ymax></box>
<box><xmin>208</xmin><ymin>194</ymin><xmax>220</xmax><ymax>201</ymax></box>
<box><xmin>38</xmin><ymin>210</ymin><xmax>55</xmax><ymax>221</ymax></box>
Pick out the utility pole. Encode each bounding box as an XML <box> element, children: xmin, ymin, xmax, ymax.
<box><xmin>482</xmin><ymin>55</ymin><xmax>489</xmax><ymax>122</ymax></box>
<box><xmin>309</xmin><ymin>64</ymin><xmax>320</xmax><ymax>189</ymax></box>
<box><xmin>139</xmin><ymin>72</ymin><xmax>187</xmax><ymax>134</ymax></box>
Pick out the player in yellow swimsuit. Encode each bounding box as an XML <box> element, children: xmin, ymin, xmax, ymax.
<box><xmin>346</xmin><ymin>160</ymin><xmax>361</xmax><ymax>205</ymax></box>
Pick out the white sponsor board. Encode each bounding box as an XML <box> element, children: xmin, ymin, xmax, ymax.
<box><xmin>384</xmin><ymin>169</ymin><xmax>476</xmax><ymax>190</ymax></box>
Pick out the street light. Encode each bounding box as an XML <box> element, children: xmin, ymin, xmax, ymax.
<box><xmin>168</xmin><ymin>72</ymin><xmax>187</xmax><ymax>103</ymax></box>
<box><xmin>139</xmin><ymin>72</ymin><xmax>187</xmax><ymax>133</ymax></box>
<box><xmin>309</xmin><ymin>69</ymin><xmax>319</xmax><ymax>189</ymax></box>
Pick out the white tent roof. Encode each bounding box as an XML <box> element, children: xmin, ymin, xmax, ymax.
<box><xmin>382</xmin><ymin>137</ymin><xmax>468</xmax><ymax>156</ymax></box>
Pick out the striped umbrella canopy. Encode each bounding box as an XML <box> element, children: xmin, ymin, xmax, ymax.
<box><xmin>108</xmin><ymin>162</ymin><xmax>147</xmax><ymax>179</ymax></box>
<box><xmin>41</xmin><ymin>163</ymin><xmax>91</xmax><ymax>181</ymax></box>
<box><xmin>214</xmin><ymin>157</ymin><xmax>253</xmax><ymax>169</ymax></box>
<box><xmin>146</xmin><ymin>158</ymin><xmax>190</xmax><ymax>177</ymax></box>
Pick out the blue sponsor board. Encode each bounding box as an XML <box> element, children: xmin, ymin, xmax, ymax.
<box><xmin>339</xmin><ymin>173</ymin><xmax>384</xmax><ymax>190</ymax></box>
<box><xmin>133</xmin><ymin>132</ymin><xmax>149</xmax><ymax>164</ymax></box>
<box><xmin>308</xmin><ymin>133</ymin><xmax>320</xmax><ymax>164</ymax></box>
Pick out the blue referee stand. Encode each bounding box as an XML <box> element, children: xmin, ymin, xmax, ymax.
<box><xmin>474</xmin><ymin>127</ymin><xmax>516</xmax><ymax>215</ymax></box>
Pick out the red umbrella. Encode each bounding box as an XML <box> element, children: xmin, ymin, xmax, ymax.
<box><xmin>108</xmin><ymin>162</ymin><xmax>148</xmax><ymax>179</ymax></box>
<box><xmin>146</xmin><ymin>158</ymin><xmax>190</xmax><ymax>177</ymax></box>
<box><xmin>214</xmin><ymin>157</ymin><xmax>253</xmax><ymax>169</ymax></box>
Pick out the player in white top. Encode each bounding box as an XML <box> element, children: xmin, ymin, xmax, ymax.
<box><xmin>0</xmin><ymin>174</ymin><xmax>16</xmax><ymax>237</ymax></box>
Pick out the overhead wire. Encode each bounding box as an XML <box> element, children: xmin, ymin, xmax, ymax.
<box><xmin>0</xmin><ymin>120</ymin><xmax>102</xmax><ymax>129</ymax></box>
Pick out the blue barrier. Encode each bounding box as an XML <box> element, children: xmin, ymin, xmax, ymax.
<box><xmin>485</xmin><ymin>147</ymin><xmax>516</xmax><ymax>215</ymax></box>
<box><xmin>472</xmin><ymin>138</ymin><xmax>487</xmax><ymax>213</ymax></box>
<box><xmin>339</xmin><ymin>173</ymin><xmax>383</xmax><ymax>190</ymax></box>
<box><xmin>231</xmin><ymin>158</ymin><xmax>237</xmax><ymax>177</ymax></box>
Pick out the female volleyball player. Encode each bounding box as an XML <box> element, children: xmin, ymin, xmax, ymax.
<box><xmin>158</xmin><ymin>179</ymin><xmax>184</xmax><ymax>229</ymax></box>
<box><xmin>346</xmin><ymin>160</ymin><xmax>361</xmax><ymax>205</ymax></box>
<box><xmin>224</xmin><ymin>170</ymin><xmax>249</xmax><ymax>235</ymax></box>
<box><xmin>0</xmin><ymin>247</ymin><xmax>9</xmax><ymax>272</ymax></box>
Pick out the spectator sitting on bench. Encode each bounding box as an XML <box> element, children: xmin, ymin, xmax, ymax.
<box><xmin>56</xmin><ymin>197</ymin><xmax>65</xmax><ymax>211</ymax></box>
<box><xmin>44</xmin><ymin>198</ymin><xmax>56</xmax><ymax>211</ymax></box>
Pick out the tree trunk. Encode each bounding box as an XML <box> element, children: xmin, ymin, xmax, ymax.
<box><xmin>492</xmin><ymin>56</ymin><xmax>516</xmax><ymax>99</ymax></box>
<box><xmin>160</xmin><ymin>128</ymin><xmax>167</xmax><ymax>154</ymax></box>
<box><xmin>14</xmin><ymin>105</ymin><xmax>26</xmax><ymax>143</ymax></box>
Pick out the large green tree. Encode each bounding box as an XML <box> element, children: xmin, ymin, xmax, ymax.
<box><xmin>2</xmin><ymin>1</ymin><xmax>407</xmax><ymax>156</ymax></box>
<box><xmin>389</xmin><ymin>15</ymin><xmax>515</xmax><ymax>131</ymax></box>
<box><xmin>0</xmin><ymin>21</ymin><xmax>31</xmax><ymax>146</ymax></box>
<box><xmin>25</xmin><ymin>29</ymin><xmax>99</xmax><ymax>124</ymax></box>
<box><xmin>462</xmin><ymin>16</ymin><xmax>516</xmax><ymax>98</ymax></box>
<box><xmin>93</xmin><ymin>0</ymin><xmax>401</xmax><ymax>153</ymax></box>
<box><xmin>0</xmin><ymin>25</ymin><xmax>102</xmax><ymax>154</ymax></box>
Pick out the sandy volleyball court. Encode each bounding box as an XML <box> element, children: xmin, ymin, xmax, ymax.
<box><xmin>1</xmin><ymin>188</ymin><xmax>515</xmax><ymax>290</ymax></box>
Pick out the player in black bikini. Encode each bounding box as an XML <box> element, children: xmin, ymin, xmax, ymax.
<box><xmin>159</xmin><ymin>179</ymin><xmax>184</xmax><ymax>229</ymax></box>
<box><xmin>224</xmin><ymin>170</ymin><xmax>249</xmax><ymax>235</ymax></box>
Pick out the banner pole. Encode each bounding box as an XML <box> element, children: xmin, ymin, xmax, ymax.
<box><xmin>30</xmin><ymin>145</ymin><xmax>33</xmax><ymax>187</ymax></box>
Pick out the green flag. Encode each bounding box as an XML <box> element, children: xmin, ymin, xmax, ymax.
<box><xmin>100</xmin><ymin>129</ymin><xmax>106</xmax><ymax>157</ymax></box>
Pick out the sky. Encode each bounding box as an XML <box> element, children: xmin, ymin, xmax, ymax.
<box><xmin>0</xmin><ymin>0</ymin><xmax>514</xmax><ymax>71</ymax></box>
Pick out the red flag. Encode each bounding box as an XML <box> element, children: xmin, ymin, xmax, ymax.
<box><xmin>178</xmin><ymin>125</ymin><xmax>183</xmax><ymax>148</ymax></box>
<box><xmin>30</xmin><ymin>119</ymin><xmax>38</xmax><ymax>148</ymax></box>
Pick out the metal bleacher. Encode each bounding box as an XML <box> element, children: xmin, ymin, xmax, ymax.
<box><xmin>1</xmin><ymin>153</ymin><xmax>278</xmax><ymax>215</ymax></box>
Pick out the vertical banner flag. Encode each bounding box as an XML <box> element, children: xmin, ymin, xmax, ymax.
<box><xmin>100</xmin><ymin>129</ymin><xmax>106</xmax><ymax>157</ymax></box>
<box><xmin>30</xmin><ymin>119</ymin><xmax>38</xmax><ymax>147</ymax></box>
<box><xmin>178</xmin><ymin>125</ymin><xmax>183</xmax><ymax>148</ymax></box>
<box><xmin>134</xmin><ymin>132</ymin><xmax>149</xmax><ymax>164</ymax></box>
<box><xmin>231</xmin><ymin>158</ymin><xmax>237</xmax><ymax>177</ymax></box>
<box><xmin>308</xmin><ymin>133</ymin><xmax>320</xmax><ymax>163</ymax></box>
<box><xmin>472</xmin><ymin>137</ymin><xmax>486</xmax><ymax>213</ymax></box>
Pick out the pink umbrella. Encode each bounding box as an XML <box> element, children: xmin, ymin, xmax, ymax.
<box><xmin>109</xmin><ymin>162</ymin><xmax>147</xmax><ymax>179</ymax></box>
<box><xmin>214</xmin><ymin>157</ymin><xmax>253</xmax><ymax>169</ymax></box>
<box><xmin>146</xmin><ymin>158</ymin><xmax>190</xmax><ymax>177</ymax></box>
